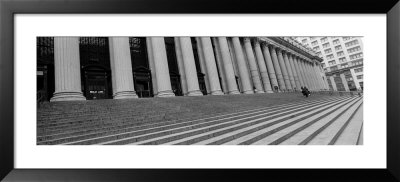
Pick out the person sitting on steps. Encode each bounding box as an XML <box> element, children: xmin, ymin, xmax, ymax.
<box><xmin>301</xmin><ymin>86</ymin><xmax>311</xmax><ymax>97</ymax></box>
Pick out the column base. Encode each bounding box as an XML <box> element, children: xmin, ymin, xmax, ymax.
<box><xmin>265</xmin><ymin>90</ymin><xmax>274</xmax><ymax>93</ymax></box>
<box><xmin>255</xmin><ymin>90</ymin><xmax>265</xmax><ymax>94</ymax></box>
<box><xmin>228</xmin><ymin>90</ymin><xmax>241</xmax><ymax>95</ymax></box>
<box><xmin>187</xmin><ymin>90</ymin><xmax>204</xmax><ymax>96</ymax></box>
<box><xmin>210</xmin><ymin>90</ymin><xmax>224</xmax><ymax>95</ymax></box>
<box><xmin>113</xmin><ymin>91</ymin><xmax>138</xmax><ymax>99</ymax></box>
<box><xmin>156</xmin><ymin>90</ymin><xmax>175</xmax><ymax>97</ymax></box>
<box><xmin>50</xmin><ymin>92</ymin><xmax>86</xmax><ymax>102</ymax></box>
<box><xmin>242</xmin><ymin>90</ymin><xmax>254</xmax><ymax>94</ymax></box>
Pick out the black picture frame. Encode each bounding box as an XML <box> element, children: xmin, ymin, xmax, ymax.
<box><xmin>1</xmin><ymin>0</ymin><xmax>399</xmax><ymax>181</ymax></box>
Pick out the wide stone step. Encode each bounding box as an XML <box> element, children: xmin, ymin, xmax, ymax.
<box><xmin>300</xmin><ymin>98</ymin><xmax>363</xmax><ymax>145</ymax></box>
<box><xmin>37</xmin><ymin>93</ymin><xmax>361</xmax><ymax>145</ymax></box>
<box><xmin>131</xmin><ymin>96</ymin><xmax>352</xmax><ymax>145</ymax></box>
<box><xmin>92</xmin><ymin>96</ymin><xmax>353</xmax><ymax>145</ymax></box>
<box><xmin>332</xmin><ymin>103</ymin><xmax>363</xmax><ymax>145</ymax></box>
<box><xmin>209</xmin><ymin>97</ymin><xmax>360</xmax><ymax>145</ymax></box>
<box><xmin>37</xmin><ymin>96</ymin><xmax>344</xmax><ymax>144</ymax></box>
<box><xmin>278</xmin><ymin>98</ymin><xmax>363</xmax><ymax>145</ymax></box>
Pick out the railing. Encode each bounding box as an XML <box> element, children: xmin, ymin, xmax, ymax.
<box><xmin>37</xmin><ymin>90</ymin><xmax>46</xmax><ymax>107</ymax></box>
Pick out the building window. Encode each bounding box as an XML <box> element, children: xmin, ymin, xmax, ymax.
<box><xmin>313</xmin><ymin>46</ymin><xmax>320</xmax><ymax>51</ymax></box>
<box><xmin>339</xmin><ymin>57</ymin><xmax>347</xmax><ymax>62</ymax></box>
<box><xmin>357</xmin><ymin>75</ymin><xmax>363</xmax><ymax>80</ymax></box>
<box><xmin>322</xmin><ymin>43</ymin><xmax>330</xmax><ymax>48</ymax></box>
<box><xmin>328</xmin><ymin>60</ymin><xmax>336</xmax><ymax>66</ymax></box>
<box><xmin>345</xmin><ymin>40</ymin><xmax>359</xmax><ymax>47</ymax></box>
<box><xmin>337</xmin><ymin>51</ymin><xmax>345</xmax><ymax>57</ymax></box>
<box><xmin>350</xmin><ymin>53</ymin><xmax>363</xmax><ymax>60</ymax></box>
<box><xmin>330</xmin><ymin>66</ymin><xmax>338</xmax><ymax>71</ymax></box>
<box><xmin>324</xmin><ymin>48</ymin><xmax>332</xmax><ymax>54</ymax></box>
<box><xmin>311</xmin><ymin>40</ymin><xmax>318</xmax><ymax>46</ymax></box>
<box><xmin>316</xmin><ymin>51</ymin><xmax>322</xmax><ymax>56</ymax></box>
<box><xmin>302</xmin><ymin>39</ymin><xmax>307</xmax><ymax>43</ymax></box>
<box><xmin>347</xmin><ymin>46</ymin><xmax>361</xmax><ymax>53</ymax></box>
<box><xmin>333</xmin><ymin>39</ymin><xmax>340</xmax><ymax>45</ymax></box>
<box><xmin>320</xmin><ymin>37</ymin><xmax>328</xmax><ymax>43</ymax></box>
<box><xmin>341</xmin><ymin>63</ymin><xmax>349</xmax><ymax>68</ymax></box>
<box><xmin>352</xmin><ymin>59</ymin><xmax>363</xmax><ymax>66</ymax></box>
<box><xmin>321</xmin><ymin>63</ymin><xmax>326</xmax><ymax>68</ymax></box>
<box><xmin>335</xmin><ymin>45</ymin><xmax>342</xmax><ymax>50</ymax></box>
<box><xmin>343</xmin><ymin>37</ymin><xmax>352</xmax><ymax>41</ymax></box>
<box><xmin>354</xmin><ymin>68</ymin><xmax>363</xmax><ymax>73</ymax></box>
<box><xmin>326</xmin><ymin>54</ymin><xmax>334</xmax><ymax>60</ymax></box>
<box><xmin>346</xmin><ymin>77</ymin><xmax>354</xmax><ymax>81</ymax></box>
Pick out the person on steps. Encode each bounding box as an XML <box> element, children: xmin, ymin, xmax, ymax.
<box><xmin>301</xmin><ymin>86</ymin><xmax>310</xmax><ymax>97</ymax></box>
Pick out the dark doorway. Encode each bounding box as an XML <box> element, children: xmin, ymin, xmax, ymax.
<box><xmin>129</xmin><ymin>37</ymin><xmax>153</xmax><ymax>98</ymax></box>
<box><xmin>79</xmin><ymin>37</ymin><xmax>112</xmax><ymax>100</ymax></box>
<box><xmin>164</xmin><ymin>37</ymin><xmax>183</xmax><ymax>96</ymax></box>
<box><xmin>84</xmin><ymin>71</ymin><xmax>110</xmax><ymax>100</ymax></box>
<box><xmin>37</xmin><ymin>37</ymin><xmax>55</xmax><ymax>102</ymax></box>
<box><xmin>170</xmin><ymin>73</ymin><xmax>183</xmax><ymax>96</ymax></box>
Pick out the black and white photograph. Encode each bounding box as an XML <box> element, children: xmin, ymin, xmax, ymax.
<box><xmin>36</xmin><ymin>36</ymin><xmax>364</xmax><ymax>145</ymax></box>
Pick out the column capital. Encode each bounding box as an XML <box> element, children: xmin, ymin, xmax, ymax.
<box><xmin>275</xmin><ymin>46</ymin><xmax>283</xmax><ymax>53</ymax></box>
<box><xmin>252</xmin><ymin>37</ymin><xmax>262</xmax><ymax>44</ymax></box>
<box><xmin>252</xmin><ymin>38</ymin><xmax>261</xmax><ymax>47</ymax></box>
<box><xmin>287</xmin><ymin>51</ymin><xmax>296</xmax><ymax>57</ymax></box>
<box><xmin>261</xmin><ymin>41</ymin><xmax>271</xmax><ymax>48</ymax></box>
<box><xmin>243</xmin><ymin>37</ymin><xmax>252</xmax><ymax>43</ymax></box>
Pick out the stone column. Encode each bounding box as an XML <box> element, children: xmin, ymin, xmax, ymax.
<box><xmin>174</xmin><ymin>37</ymin><xmax>188</xmax><ymax>95</ymax></box>
<box><xmin>51</xmin><ymin>37</ymin><xmax>85</xmax><ymax>102</ymax></box>
<box><xmin>329</xmin><ymin>76</ymin><xmax>338</xmax><ymax>91</ymax></box>
<box><xmin>299</xmin><ymin>59</ymin><xmax>311</xmax><ymax>89</ymax></box>
<box><xmin>340</xmin><ymin>73</ymin><xmax>350</xmax><ymax>91</ymax></box>
<box><xmin>294</xmin><ymin>56</ymin><xmax>306</xmax><ymax>88</ymax></box>
<box><xmin>195</xmin><ymin>37</ymin><xmax>211</xmax><ymax>94</ymax></box>
<box><xmin>218</xmin><ymin>37</ymin><xmax>240</xmax><ymax>94</ymax></box>
<box><xmin>243</xmin><ymin>38</ymin><xmax>264</xmax><ymax>93</ymax></box>
<box><xmin>149</xmin><ymin>37</ymin><xmax>175</xmax><ymax>97</ymax></box>
<box><xmin>211</xmin><ymin>38</ymin><xmax>228</xmax><ymax>94</ymax></box>
<box><xmin>310</xmin><ymin>62</ymin><xmax>320</xmax><ymax>90</ymax></box>
<box><xmin>177</xmin><ymin>37</ymin><xmax>203</xmax><ymax>96</ymax></box>
<box><xmin>309</xmin><ymin>62</ymin><xmax>319</xmax><ymax>90</ymax></box>
<box><xmin>321</xmin><ymin>67</ymin><xmax>329</xmax><ymax>90</ymax></box>
<box><xmin>276</xmin><ymin>48</ymin><xmax>292</xmax><ymax>90</ymax></box>
<box><xmin>288</xmin><ymin>54</ymin><xmax>302</xmax><ymax>90</ymax></box>
<box><xmin>323</xmin><ymin>75</ymin><xmax>330</xmax><ymax>90</ymax></box>
<box><xmin>146</xmin><ymin>37</ymin><xmax>158</xmax><ymax>96</ymax></box>
<box><xmin>283</xmin><ymin>51</ymin><xmax>296</xmax><ymax>91</ymax></box>
<box><xmin>231</xmin><ymin>37</ymin><xmax>253</xmax><ymax>94</ymax></box>
<box><xmin>198</xmin><ymin>37</ymin><xmax>224</xmax><ymax>95</ymax></box>
<box><xmin>268</xmin><ymin>45</ymin><xmax>286</xmax><ymax>91</ymax></box>
<box><xmin>254</xmin><ymin>40</ymin><xmax>273</xmax><ymax>93</ymax></box>
<box><xmin>305</xmin><ymin>61</ymin><xmax>316</xmax><ymax>90</ymax></box>
<box><xmin>313</xmin><ymin>62</ymin><xmax>323</xmax><ymax>90</ymax></box>
<box><xmin>108</xmin><ymin>37</ymin><xmax>138</xmax><ymax>99</ymax></box>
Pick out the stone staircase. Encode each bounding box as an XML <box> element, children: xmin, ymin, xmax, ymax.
<box><xmin>37</xmin><ymin>92</ymin><xmax>363</xmax><ymax>145</ymax></box>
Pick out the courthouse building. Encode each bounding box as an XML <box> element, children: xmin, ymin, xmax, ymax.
<box><xmin>37</xmin><ymin>37</ymin><xmax>328</xmax><ymax>102</ymax></box>
<box><xmin>296</xmin><ymin>37</ymin><xmax>364</xmax><ymax>91</ymax></box>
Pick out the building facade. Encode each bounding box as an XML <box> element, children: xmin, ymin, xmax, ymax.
<box><xmin>37</xmin><ymin>37</ymin><xmax>328</xmax><ymax>102</ymax></box>
<box><xmin>296</xmin><ymin>37</ymin><xmax>364</xmax><ymax>91</ymax></box>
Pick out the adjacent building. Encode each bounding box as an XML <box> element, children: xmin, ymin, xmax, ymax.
<box><xmin>37</xmin><ymin>37</ymin><xmax>328</xmax><ymax>102</ymax></box>
<box><xmin>296</xmin><ymin>37</ymin><xmax>364</xmax><ymax>91</ymax></box>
